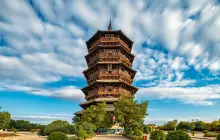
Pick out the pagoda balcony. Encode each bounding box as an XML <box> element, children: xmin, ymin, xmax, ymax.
<box><xmin>86</xmin><ymin>92</ymin><xmax>120</xmax><ymax>101</ymax></box>
<box><xmin>87</xmin><ymin>72</ymin><xmax>133</xmax><ymax>85</ymax></box>
<box><xmin>87</xmin><ymin>52</ymin><xmax>131</xmax><ymax>67</ymax></box>
<box><xmin>89</xmin><ymin>37</ymin><xmax>130</xmax><ymax>52</ymax></box>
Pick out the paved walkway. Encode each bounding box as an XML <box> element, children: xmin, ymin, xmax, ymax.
<box><xmin>90</xmin><ymin>135</ymin><xmax>130</xmax><ymax>140</ymax></box>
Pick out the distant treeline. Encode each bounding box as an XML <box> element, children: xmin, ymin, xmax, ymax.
<box><xmin>7</xmin><ymin>119</ymin><xmax>45</xmax><ymax>131</ymax></box>
<box><xmin>158</xmin><ymin>120</ymin><xmax>220</xmax><ymax>132</ymax></box>
<box><xmin>0</xmin><ymin>111</ymin><xmax>44</xmax><ymax>131</ymax></box>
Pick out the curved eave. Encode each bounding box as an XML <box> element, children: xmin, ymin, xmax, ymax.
<box><xmin>85</xmin><ymin>45</ymin><xmax>135</xmax><ymax>59</ymax></box>
<box><xmin>80</xmin><ymin>98</ymin><xmax>119</xmax><ymax>109</ymax></box>
<box><xmin>83</xmin><ymin>62</ymin><xmax>137</xmax><ymax>74</ymax></box>
<box><xmin>81</xmin><ymin>80</ymin><xmax>138</xmax><ymax>94</ymax></box>
<box><xmin>74</xmin><ymin>110</ymin><xmax>84</xmax><ymax>116</ymax></box>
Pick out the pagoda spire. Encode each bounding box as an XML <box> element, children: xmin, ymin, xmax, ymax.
<box><xmin>108</xmin><ymin>17</ymin><xmax>112</xmax><ymax>31</ymax></box>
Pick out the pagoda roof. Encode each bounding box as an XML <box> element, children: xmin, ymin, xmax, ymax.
<box><xmin>83</xmin><ymin>61</ymin><xmax>137</xmax><ymax>74</ymax></box>
<box><xmin>84</xmin><ymin>44</ymin><xmax>135</xmax><ymax>58</ymax></box>
<box><xmin>79</xmin><ymin>98</ymin><xmax>118</xmax><ymax>109</ymax></box>
<box><xmin>75</xmin><ymin>101</ymin><xmax>116</xmax><ymax>115</ymax></box>
<box><xmin>86</xmin><ymin>30</ymin><xmax>133</xmax><ymax>49</ymax></box>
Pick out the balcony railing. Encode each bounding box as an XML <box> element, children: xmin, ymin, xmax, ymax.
<box><xmin>87</xmin><ymin>52</ymin><xmax>131</xmax><ymax>67</ymax></box>
<box><xmin>87</xmin><ymin>72</ymin><xmax>132</xmax><ymax>85</ymax></box>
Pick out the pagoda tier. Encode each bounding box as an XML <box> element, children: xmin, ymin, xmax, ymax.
<box><xmin>81</xmin><ymin>81</ymin><xmax>138</xmax><ymax>100</ymax></box>
<box><xmin>83</xmin><ymin>63</ymin><xmax>137</xmax><ymax>85</ymax></box>
<box><xmin>85</xmin><ymin>43</ymin><xmax>135</xmax><ymax>67</ymax></box>
<box><xmin>86</xmin><ymin>30</ymin><xmax>133</xmax><ymax>52</ymax></box>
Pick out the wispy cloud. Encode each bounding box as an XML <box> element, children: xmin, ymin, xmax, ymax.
<box><xmin>137</xmin><ymin>85</ymin><xmax>220</xmax><ymax>106</ymax></box>
<box><xmin>1</xmin><ymin>85</ymin><xmax>85</xmax><ymax>101</ymax></box>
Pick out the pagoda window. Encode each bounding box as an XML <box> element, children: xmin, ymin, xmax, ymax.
<box><xmin>108</xmin><ymin>64</ymin><xmax>112</xmax><ymax>71</ymax></box>
<box><xmin>105</xmin><ymin>34</ymin><xmax>114</xmax><ymax>38</ymax></box>
<box><xmin>105</xmin><ymin>49</ymin><xmax>115</xmax><ymax>53</ymax></box>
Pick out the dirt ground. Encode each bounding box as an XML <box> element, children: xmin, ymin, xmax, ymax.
<box><xmin>0</xmin><ymin>132</ymin><xmax>46</xmax><ymax>140</ymax></box>
<box><xmin>0</xmin><ymin>131</ymin><xmax>217</xmax><ymax>140</ymax></box>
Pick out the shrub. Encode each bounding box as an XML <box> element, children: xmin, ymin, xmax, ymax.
<box><xmin>131</xmin><ymin>136</ymin><xmax>143</xmax><ymax>140</ymax></box>
<box><xmin>38</xmin><ymin>125</ymin><xmax>46</xmax><ymax>136</ymax></box>
<box><xmin>217</xmin><ymin>133</ymin><xmax>220</xmax><ymax>140</ymax></box>
<box><xmin>47</xmin><ymin>132</ymin><xmax>68</xmax><ymax>140</ymax></box>
<box><xmin>31</xmin><ymin>129</ymin><xmax>36</xmax><ymax>134</ymax></box>
<box><xmin>73</xmin><ymin>122</ymin><xmax>96</xmax><ymax>139</ymax></box>
<box><xmin>191</xmin><ymin>131</ymin><xmax>195</xmax><ymax>136</ymax></box>
<box><xmin>67</xmin><ymin>125</ymin><xmax>76</xmax><ymax>134</ymax></box>
<box><xmin>12</xmin><ymin>127</ymin><xmax>18</xmax><ymax>135</ymax></box>
<box><xmin>204</xmin><ymin>132</ymin><xmax>217</xmax><ymax>137</ymax></box>
<box><xmin>150</xmin><ymin>130</ymin><xmax>166</xmax><ymax>140</ymax></box>
<box><xmin>133</xmin><ymin>129</ymin><xmax>143</xmax><ymax>136</ymax></box>
<box><xmin>177</xmin><ymin>121</ymin><xmax>195</xmax><ymax>131</ymax></box>
<box><xmin>143</xmin><ymin>125</ymin><xmax>152</xmax><ymax>134</ymax></box>
<box><xmin>166</xmin><ymin>130</ymin><xmax>191</xmax><ymax>140</ymax></box>
<box><xmin>124</xmin><ymin>127</ymin><xmax>133</xmax><ymax>137</ymax></box>
<box><xmin>203</xmin><ymin>130</ymin><xmax>209</xmax><ymax>135</ymax></box>
<box><xmin>44</xmin><ymin>120</ymin><xmax>70</xmax><ymax>135</ymax></box>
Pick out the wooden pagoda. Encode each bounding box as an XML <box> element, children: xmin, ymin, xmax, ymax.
<box><xmin>75</xmin><ymin>20</ymin><xmax>138</xmax><ymax>116</ymax></box>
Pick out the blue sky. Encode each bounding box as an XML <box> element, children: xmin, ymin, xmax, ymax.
<box><xmin>0</xmin><ymin>0</ymin><xmax>219</xmax><ymax>125</ymax></box>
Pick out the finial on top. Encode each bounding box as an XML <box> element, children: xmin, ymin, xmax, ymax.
<box><xmin>108</xmin><ymin>17</ymin><xmax>112</xmax><ymax>31</ymax></box>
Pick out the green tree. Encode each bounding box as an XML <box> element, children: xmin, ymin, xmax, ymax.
<box><xmin>9</xmin><ymin>120</ymin><xmax>32</xmax><ymax>131</ymax></box>
<box><xmin>73</xmin><ymin>122</ymin><xmax>96</xmax><ymax>139</ymax></box>
<box><xmin>211</xmin><ymin>121</ymin><xmax>219</xmax><ymax>131</ymax></box>
<box><xmin>163</xmin><ymin>120</ymin><xmax>178</xmax><ymax>130</ymax></box>
<box><xmin>203</xmin><ymin>123</ymin><xmax>211</xmax><ymax>131</ymax></box>
<box><xmin>72</xmin><ymin>116</ymin><xmax>81</xmax><ymax>124</ymax></box>
<box><xmin>0</xmin><ymin>111</ymin><xmax>11</xmax><ymax>130</ymax></box>
<box><xmin>80</xmin><ymin>102</ymin><xmax>108</xmax><ymax>128</ymax></box>
<box><xmin>150</xmin><ymin>130</ymin><xmax>166</xmax><ymax>140</ymax></box>
<box><xmin>44</xmin><ymin>120</ymin><xmax>70</xmax><ymax>135</ymax></box>
<box><xmin>102</xmin><ymin>112</ymin><xmax>114</xmax><ymax>128</ymax></box>
<box><xmin>177</xmin><ymin>121</ymin><xmax>195</xmax><ymax>131</ymax></box>
<box><xmin>37</xmin><ymin>125</ymin><xmax>46</xmax><ymax>136</ymax></box>
<box><xmin>203</xmin><ymin>130</ymin><xmax>209</xmax><ymax>135</ymax></box>
<box><xmin>216</xmin><ymin>133</ymin><xmax>220</xmax><ymax>140</ymax></box>
<box><xmin>114</xmin><ymin>96</ymin><xmax>148</xmax><ymax>135</ymax></box>
<box><xmin>194</xmin><ymin>121</ymin><xmax>204</xmax><ymax>131</ymax></box>
<box><xmin>166</xmin><ymin>130</ymin><xmax>191</xmax><ymax>140</ymax></box>
<box><xmin>31</xmin><ymin>129</ymin><xmax>37</xmax><ymax>134</ymax></box>
<box><xmin>47</xmin><ymin>132</ymin><xmax>68</xmax><ymax>140</ymax></box>
<box><xmin>12</xmin><ymin>127</ymin><xmax>18</xmax><ymax>135</ymax></box>
<box><xmin>133</xmin><ymin>128</ymin><xmax>143</xmax><ymax>136</ymax></box>
<box><xmin>143</xmin><ymin>125</ymin><xmax>152</xmax><ymax>134</ymax></box>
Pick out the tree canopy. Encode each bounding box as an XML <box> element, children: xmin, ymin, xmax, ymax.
<box><xmin>80</xmin><ymin>102</ymin><xmax>107</xmax><ymax>128</ymax></box>
<box><xmin>177</xmin><ymin>121</ymin><xmax>195</xmax><ymax>131</ymax></box>
<box><xmin>114</xmin><ymin>96</ymin><xmax>148</xmax><ymax>135</ymax></box>
<box><xmin>166</xmin><ymin>130</ymin><xmax>191</xmax><ymax>140</ymax></box>
<box><xmin>0</xmin><ymin>111</ymin><xmax>11</xmax><ymax>129</ymax></box>
<box><xmin>44</xmin><ymin>120</ymin><xmax>70</xmax><ymax>135</ymax></box>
